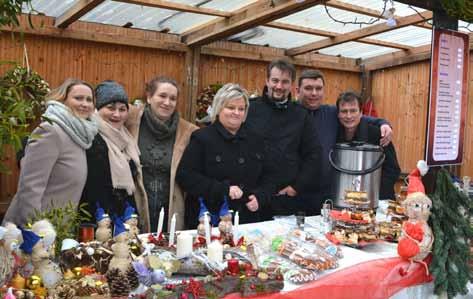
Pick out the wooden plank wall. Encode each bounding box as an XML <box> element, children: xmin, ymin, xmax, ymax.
<box><xmin>0</xmin><ymin>32</ymin><xmax>362</xmax><ymax>211</ymax></box>
<box><xmin>372</xmin><ymin>58</ymin><xmax>473</xmax><ymax>177</ymax></box>
<box><xmin>199</xmin><ymin>55</ymin><xmax>361</xmax><ymax>101</ymax></box>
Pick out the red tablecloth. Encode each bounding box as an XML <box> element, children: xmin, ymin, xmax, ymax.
<box><xmin>224</xmin><ymin>256</ymin><xmax>432</xmax><ymax>299</ymax></box>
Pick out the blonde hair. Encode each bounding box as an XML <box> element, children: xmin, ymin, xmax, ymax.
<box><xmin>46</xmin><ymin>78</ymin><xmax>95</xmax><ymax>105</ymax></box>
<box><xmin>210</xmin><ymin>83</ymin><xmax>249</xmax><ymax>123</ymax></box>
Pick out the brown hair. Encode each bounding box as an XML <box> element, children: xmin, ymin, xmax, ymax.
<box><xmin>336</xmin><ymin>91</ymin><xmax>362</xmax><ymax>111</ymax></box>
<box><xmin>145</xmin><ymin>76</ymin><xmax>179</xmax><ymax>98</ymax></box>
<box><xmin>298</xmin><ymin>69</ymin><xmax>325</xmax><ymax>87</ymax></box>
<box><xmin>267</xmin><ymin>59</ymin><xmax>296</xmax><ymax>81</ymax></box>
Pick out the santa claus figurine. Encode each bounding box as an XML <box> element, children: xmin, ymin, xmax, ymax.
<box><xmin>397</xmin><ymin>160</ymin><xmax>434</xmax><ymax>275</ymax></box>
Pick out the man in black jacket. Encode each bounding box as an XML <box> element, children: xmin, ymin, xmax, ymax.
<box><xmin>245</xmin><ymin>59</ymin><xmax>323</xmax><ymax>219</ymax></box>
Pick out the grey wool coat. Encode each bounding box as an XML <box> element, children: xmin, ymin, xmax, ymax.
<box><xmin>3</xmin><ymin>122</ymin><xmax>88</xmax><ymax>226</ymax></box>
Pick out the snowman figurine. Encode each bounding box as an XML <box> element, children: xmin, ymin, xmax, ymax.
<box><xmin>197</xmin><ymin>198</ymin><xmax>211</xmax><ymax>239</ymax></box>
<box><xmin>20</xmin><ymin>228</ymin><xmax>62</xmax><ymax>289</ymax></box>
<box><xmin>95</xmin><ymin>205</ymin><xmax>112</xmax><ymax>243</ymax></box>
<box><xmin>217</xmin><ymin>197</ymin><xmax>233</xmax><ymax>244</ymax></box>
<box><xmin>123</xmin><ymin>202</ymin><xmax>139</xmax><ymax>239</ymax></box>
<box><xmin>108</xmin><ymin>216</ymin><xmax>132</xmax><ymax>273</ymax></box>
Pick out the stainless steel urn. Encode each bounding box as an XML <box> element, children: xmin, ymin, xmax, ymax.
<box><xmin>329</xmin><ymin>142</ymin><xmax>385</xmax><ymax>209</ymax></box>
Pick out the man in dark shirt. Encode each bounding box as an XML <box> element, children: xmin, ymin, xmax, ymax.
<box><xmin>245</xmin><ymin>59</ymin><xmax>322</xmax><ymax>219</ymax></box>
<box><xmin>336</xmin><ymin>91</ymin><xmax>400</xmax><ymax>199</ymax></box>
<box><xmin>296</xmin><ymin>69</ymin><xmax>394</xmax><ymax>214</ymax></box>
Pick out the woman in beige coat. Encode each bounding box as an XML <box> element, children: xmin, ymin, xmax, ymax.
<box><xmin>126</xmin><ymin>77</ymin><xmax>197</xmax><ymax>232</ymax></box>
<box><xmin>3</xmin><ymin>79</ymin><xmax>98</xmax><ymax>226</ymax></box>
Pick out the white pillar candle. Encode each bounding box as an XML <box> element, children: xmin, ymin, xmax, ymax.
<box><xmin>169</xmin><ymin>213</ymin><xmax>176</xmax><ymax>246</ymax></box>
<box><xmin>207</xmin><ymin>240</ymin><xmax>223</xmax><ymax>263</ymax></box>
<box><xmin>176</xmin><ymin>233</ymin><xmax>193</xmax><ymax>258</ymax></box>
<box><xmin>233</xmin><ymin>211</ymin><xmax>239</xmax><ymax>245</ymax></box>
<box><xmin>157</xmin><ymin>207</ymin><xmax>164</xmax><ymax>237</ymax></box>
<box><xmin>204</xmin><ymin>212</ymin><xmax>211</xmax><ymax>245</ymax></box>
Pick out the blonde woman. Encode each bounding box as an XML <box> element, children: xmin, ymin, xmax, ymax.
<box><xmin>3</xmin><ymin>79</ymin><xmax>98</xmax><ymax>226</ymax></box>
<box><xmin>176</xmin><ymin>83</ymin><xmax>276</xmax><ymax>227</ymax></box>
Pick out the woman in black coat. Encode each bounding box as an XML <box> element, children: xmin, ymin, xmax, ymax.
<box><xmin>176</xmin><ymin>83</ymin><xmax>275</xmax><ymax>228</ymax></box>
<box><xmin>80</xmin><ymin>81</ymin><xmax>150</xmax><ymax>231</ymax></box>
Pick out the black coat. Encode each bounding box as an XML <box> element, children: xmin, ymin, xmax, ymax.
<box><xmin>80</xmin><ymin>134</ymin><xmax>137</xmax><ymax>221</ymax></box>
<box><xmin>176</xmin><ymin>120</ymin><xmax>276</xmax><ymax>227</ymax></box>
<box><xmin>245</xmin><ymin>89</ymin><xmax>322</xmax><ymax>194</ymax></box>
<box><xmin>336</xmin><ymin>118</ymin><xmax>401</xmax><ymax>200</ymax></box>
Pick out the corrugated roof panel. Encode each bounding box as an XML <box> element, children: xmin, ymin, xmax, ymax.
<box><xmin>79</xmin><ymin>1</ymin><xmax>216</xmax><ymax>32</ymax></box>
<box><xmin>24</xmin><ymin>0</ymin><xmax>77</xmax><ymax>17</ymax></box>
<box><xmin>276</xmin><ymin>5</ymin><xmax>386</xmax><ymax>35</ymax></box>
<box><xmin>318</xmin><ymin>41</ymin><xmax>397</xmax><ymax>59</ymax></box>
<box><xmin>370</xmin><ymin>26</ymin><xmax>432</xmax><ymax>47</ymax></box>
<box><xmin>241</xmin><ymin>26</ymin><xmax>325</xmax><ymax>49</ymax></box>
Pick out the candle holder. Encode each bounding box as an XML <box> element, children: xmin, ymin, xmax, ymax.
<box><xmin>78</xmin><ymin>223</ymin><xmax>96</xmax><ymax>243</ymax></box>
<box><xmin>227</xmin><ymin>258</ymin><xmax>239</xmax><ymax>275</ymax></box>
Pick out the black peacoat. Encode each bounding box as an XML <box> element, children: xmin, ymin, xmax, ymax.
<box><xmin>176</xmin><ymin>120</ymin><xmax>276</xmax><ymax>227</ymax></box>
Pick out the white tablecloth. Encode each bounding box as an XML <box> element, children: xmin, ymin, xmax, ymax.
<box><xmin>231</xmin><ymin>216</ymin><xmax>473</xmax><ymax>299</ymax></box>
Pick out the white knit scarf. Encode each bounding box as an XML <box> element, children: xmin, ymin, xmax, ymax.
<box><xmin>42</xmin><ymin>101</ymin><xmax>98</xmax><ymax>149</ymax></box>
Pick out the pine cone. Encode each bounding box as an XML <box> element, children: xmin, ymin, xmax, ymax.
<box><xmin>126</xmin><ymin>264</ymin><xmax>140</xmax><ymax>290</ymax></box>
<box><xmin>52</xmin><ymin>281</ymin><xmax>76</xmax><ymax>299</ymax></box>
<box><xmin>106</xmin><ymin>268</ymin><xmax>131</xmax><ymax>297</ymax></box>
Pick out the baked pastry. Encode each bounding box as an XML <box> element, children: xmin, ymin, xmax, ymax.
<box><xmin>344</xmin><ymin>191</ymin><xmax>369</xmax><ymax>205</ymax></box>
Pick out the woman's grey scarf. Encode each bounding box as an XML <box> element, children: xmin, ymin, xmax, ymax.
<box><xmin>42</xmin><ymin>101</ymin><xmax>98</xmax><ymax>149</ymax></box>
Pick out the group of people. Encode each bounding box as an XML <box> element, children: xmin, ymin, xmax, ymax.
<box><xmin>2</xmin><ymin>58</ymin><xmax>401</xmax><ymax>232</ymax></box>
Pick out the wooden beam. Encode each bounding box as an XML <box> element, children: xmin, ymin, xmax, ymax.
<box><xmin>54</xmin><ymin>0</ymin><xmax>106</xmax><ymax>28</ymax></box>
<box><xmin>113</xmin><ymin>0</ymin><xmax>232</xmax><ymax>17</ymax></box>
<box><xmin>266</xmin><ymin>22</ymin><xmax>413</xmax><ymax>50</ymax></box>
<box><xmin>286</xmin><ymin>10</ymin><xmax>432</xmax><ymax>56</ymax></box>
<box><xmin>9</xmin><ymin>15</ymin><xmax>188</xmax><ymax>52</ymax></box>
<box><xmin>201</xmin><ymin>43</ymin><xmax>361</xmax><ymax>72</ymax></box>
<box><xmin>362</xmin><ymin>44</ymin><xmax>431</xmax><ymax>70</ymax></box>
<box><xmin>184</xmin><ymin>47</ymin><xmax>201</xmax><ymax>122</ymax></box>
<box><xmin>326</xmin><ymin>0</ymin><xmax>432</xmax><ymax>30</ymax></box>
<box><xmin>182</xmin><ymin>0</ymin><xmax>323</xmax><ymax>47</ymax></box>
<box><xmin>360</xmin><ymin>65</ymin><xmax>372</xmax><ymax>102</ymax></box>
<box><xmin>4</xmin><ymin>15</ymin><xmax>361</xmax><ymax>73</ymax></box>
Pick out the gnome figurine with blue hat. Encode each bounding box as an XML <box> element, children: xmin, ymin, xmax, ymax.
<box><xmin>21</xmin><ymin>228</ymin><xmax>62</xmax><ymax>289</ymax></box>
<box><xmin>95</xmin><ymin>204</ymin><xmax>112</xmax><ymax>243</ymax></box>
<box><xmin>197</xmin><ymin>197</ymin><xmax>211</xmax><ymax>238</ymax></box>
<box><xmin>123</xmin><ymin>202</ymin><xmax>139</xmax><ymax>238</ymax></box>
<box><xmin>218</xmin><ymin>197</ymin><xmax>233</xmax><ymax>244</ymax></box>
<box><xmin>109</xmin><ymin>216</ymin><xmax>132</xmax><ymax>273</ymax></box>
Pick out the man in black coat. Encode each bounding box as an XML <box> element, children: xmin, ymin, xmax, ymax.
<box><xmin>245</xmin><ymin>59</ymin><xmax>323</xmax><ymax>219</ymax></box>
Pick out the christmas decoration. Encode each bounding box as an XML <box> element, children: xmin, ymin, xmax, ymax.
<box><xmin>95</xmin><ymin>205</ymin><xmax>112</xmax><ymax>243</ymax></box>
<box><xmin>28</xmin><ymin>202</ymin><xmax>91</xmax><ymax>256</ymax></box>
<box><xmin>429</xmin><ymin>168</ymin><xmax>473</xmax><ymax>298</ymax></box>
<box><xmin>126</xmin><ymin>264</ymin><xmax>140</xmax><ymax>290</ymax></box>
<box><xmin>25</xmin><ymin>228</ymin><xmax>63</xmax><ymax>289</ymax></box>
<box><xmin>106</xmin><ymin>268</ymin><xmax>131</xmax><ymax>297</ymax></box>
<box><xmin>124</xmin><ymin>202</ymin><xmax>140</xmax><ymax>238</ymax></box>
<box><xmin>218</xmin><ymin>198</ymin><xmax>233</xmax><ymax>245</ymax></box>
<box><xmin>109</xmin><ymin>216</ymin><xmax>132</xmax><ymax>273</ymax></box>
<box><xmin>397</xmin><ymin>161</ymin><xmax>433</xmax><ymax>276</ymax></box>
<box><xmin>195</xmin><ymin>85</ymin><xmax>222</xmax><ymax>124</ymax></box>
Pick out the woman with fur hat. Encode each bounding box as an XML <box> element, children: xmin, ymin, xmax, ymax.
<box><xmin>80</xmin><ymin>81</ymin><xmax>149</xmax><ymax>231</ymax></box>
<box><xmin>3</xmin><ymin>79</ymin><xmax>98</xmax><ymax>226</ymax></box>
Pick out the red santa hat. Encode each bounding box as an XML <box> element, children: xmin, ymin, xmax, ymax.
<box><xmin>407</xmin><ymin>160</ymin><xmax>429</xmax><ymax>194</ymax></box>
